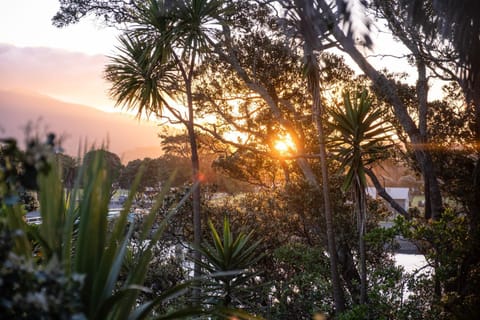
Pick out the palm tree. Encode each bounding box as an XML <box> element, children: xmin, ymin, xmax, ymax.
<box><xmin>105</xmin><ymin>0</ymin><xmax>227</xmax><ymax>303</ymax></box>
<box><xmin>328</xmin><ymin>88</ymin><xmax>392</xmax><ymax>304</ymax></box>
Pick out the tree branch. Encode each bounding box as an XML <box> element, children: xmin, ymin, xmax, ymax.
<box><xmin>365</xmin><ymin>168</ymin><xmax>408</xmax><ymax>217</ymax></box>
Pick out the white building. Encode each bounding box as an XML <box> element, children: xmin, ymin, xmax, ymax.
<box><xmin>366</xmin><ymin>187</ymin><xmax>410</xmax><ymax>212</ymax></box>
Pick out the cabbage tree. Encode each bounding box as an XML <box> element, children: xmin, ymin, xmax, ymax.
<box><xmin>328</xmin><ymin>88</ymin><xmax>392</xmax><ymax>304</ymax></box>
<box><xmin>105</xmin><ymin>0</ymin><xmax>229</xmax><ymax>300</ymax></box>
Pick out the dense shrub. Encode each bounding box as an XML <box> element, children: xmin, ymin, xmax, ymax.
<box><xmin>0</xmin><ymin>228</ymin><xmax>85</xmax><ymax>319</ymax></box>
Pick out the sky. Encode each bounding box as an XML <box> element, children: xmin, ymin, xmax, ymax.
<box><xmin>0</xmin><ymin>0</ymin><xmax>442</xmax><ymax>113</ymax></box>
<box><xmin>0</xmin><ymin>0</ymin><xmax>121</xmax><ymax>112</ymax></box>
<box><xmin>0</xmin><ymin>0</ymin><xmax>117</xmax><ymax>55</ymax></box>
<box><xmin>0</xmin><ymin>0</ymin><xmax>167</xmax><ymax>160</ymax></box>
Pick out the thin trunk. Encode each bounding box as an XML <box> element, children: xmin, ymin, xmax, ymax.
<box><xmin>356</xmin><ymin>182</ymin><xmax>367</xmax><ymax>304</ymax></box>
<box><xmin>188</xmin><ymin>121</ymin><xmax>202</xmax><ymax>303</ymax></box>
<box><xmin>280</xmin><ymin>160</ymin><xmax>291</xmax><ymax>185</ymax></box>
<box><xmin>316</xmin><ymin>112</ymin><xmax>346</xmax><ymax>312</ymax></box>
<box><xmin>417</xmin><ymin>61</ymin><xmax>428</xmax><ymax>139</ymax></box>
<box><xmin>337</xmin><ymin>242</ymin><xmax>361</xmax><ymax>299</ymax></box>
<box><xmin>175</xmin><ymin>44</ymin><xmax>203</xmax><ymax>304</ymax></box>
<box><xmin>416</xmin><ymin>61</ymin><xmax>434</xmax><ymax>220</ymax></box>
<box><xmin>186</xmin><ymin>79</ymin><xmax>202</xmax><ymax>304</ymax></box>
<box><xmin>307</xmin><ymin>52</ymin><xmax>346</xmax><ymax>312</ymax></box>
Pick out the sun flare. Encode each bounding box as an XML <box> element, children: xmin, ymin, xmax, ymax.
<box><xmin>274</xmin><ymin>134</ymin><xmax>296</xmax><ymax>155</ymax></box>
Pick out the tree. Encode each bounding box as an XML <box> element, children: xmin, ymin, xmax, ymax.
<box><xmin>400</xmin><ymin>0</ymin><xmax>480</xmax><ymax>103</ymax></box>
<box><xmin>82</xmin><ymin>149</ymin><xmax>122</xmax><ymax>198</ymax></box>
<box><xmin>55</xmin><ymin>153</ymin><xmax>78</xmax><ymax>190</ymax></box>
<box><xmin>83</xmin><ymin>149</ymin><xmax>122</xmax><ymax>182</ymax></box>
<box><xmin>280</xmin><ymin>0</ymin><xmax>446</xmax><ymax>220</ymax></box>
<box><xmin>301</xmin><ymin>27</ymin><xmax>347</xmax><ymax>312</ymax></box>
<box><xmin>328</xmin><ymin>88</ymin><xmax>393</xmax><ymax>304</ymax></box>
<box><xmin>102</xmin><ymin>0</ymin><xmax>229</xmax><ymax>301</ymax></box>
<box><xmin>371</xmin><ymin>0</ymin><xmax>480</xmax><ymax>227</ymax></box>
<box><xmin>118</xmin><ymin>159</ymin><xmax>142</xmax><ymax>190</ymax></box>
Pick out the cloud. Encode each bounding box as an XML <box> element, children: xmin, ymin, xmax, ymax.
<box><xmin>0</xmin><ymin>43</ymin><xmax>114</xmax><ymax>110</ymax></box>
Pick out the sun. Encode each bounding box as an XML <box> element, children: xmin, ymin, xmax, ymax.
<box><xmin>273</xmin><ymin>133</ymin><xmax>296</xmax><ymax>155</ymax></box>
<box><xmin>274</xmin><ymin>140</ymin><xmax>290</xmax><ymax>153</ymax></box>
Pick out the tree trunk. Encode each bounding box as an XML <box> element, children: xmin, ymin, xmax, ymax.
<box><xmin>316</xmin><ymin>113</ymin><xmax>346</xmax><ymax>312</ymax></box>
<box><xmin>355</xmin><ymin>182</ymin><xmax>367</xmax><ymax>304</ymax></box>
<box><xmin>337</xmin><ymin>242</ymin><xmax>361</xmax><ymax>300</ymax></box>
<box><xmin>306</xmin><ymin>51</ymin><xmax>346</xmax><ymax>312</ymax></box>
<box><xmin>416</xmin><ymin>61</ymin><xmax>432</xmax><ymax>220</ymax></box>
<box><xmin>186</xmin><ymin>81</ymin><xmax>202</xmax><ymax>304</ymax></box>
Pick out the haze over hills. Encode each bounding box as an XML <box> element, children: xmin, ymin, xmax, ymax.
<box><xmin>0</xmin><ymin>90</ymin><xmax>164</xmax><ymax>163</ymax></box>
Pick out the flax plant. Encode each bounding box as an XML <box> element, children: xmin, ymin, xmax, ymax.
<box><xmin>2</xmin><ymin>149</ymin><xmax>203</xmax><ymax>319</ymax></box>
<box><xmin>196</xmin><ymin>217</ymin><xmax>264</xmax><ymax>309</ymax></box>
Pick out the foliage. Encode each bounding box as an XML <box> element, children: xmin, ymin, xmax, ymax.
<box><xmin>0</xmin><ymin>227</ymin><xmax>85</xmax><ymax>319</ymax></box>
<box><xmin>0</xmin><ymin>136</ymin><xmax>205</xmax><ymax>319</ymax></box>
<box><xmin>196</xmin><ymin>217</ymin><xmax>264</xmax><ymax>308</ymax></box>
<box><xmin>201</xmin><ymin>178</ymin><xmax>400</xmax><ymax>319</ymax></box>
<box><xmin>0</xmin><ymin>136</ymin><xmax>53</xmax><ymax>198</ymax></box>
<box><xmin>268</xmin><ymin>243</ymin><xmax>333</xmax><ymax>320</ymax></box>
<box><xmin>83</xmin><ymin>148</ymin><xmax>123</xmax><ymax>183</ymax></box>
<box><xmin>53</xmin><ymin>0</ymin><xmax>136</xmax><ymax>26</ymax></box>
<box><xmin>395</xmin><ymin>210</ymin><xmax>480</xmax><ymax>319</ymax></box>
<box><xmin>400</xmin><ymin>0</ymin><xmax>480</xmax><ymax>90</ymax></box>
<box><xmin>422</xmin><ymin>85</ymin><xmax>480</xmax><ymax>221</ymax></box>
<box><xmin>56</xmin><ymin>153</ymin><xmax>79</xmax><ymax>190</ymax></box>
<box><xmin>328</xmin><ymin>88</ymin><xmax>393</xmax><ymax>191</ymax></box>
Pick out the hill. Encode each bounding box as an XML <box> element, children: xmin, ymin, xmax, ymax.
<box><xmin>0</xmin><ymin>90</ymin><xmax>163</xmax><ymax>163</ymax></box>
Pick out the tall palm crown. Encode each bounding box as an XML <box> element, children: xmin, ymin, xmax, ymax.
<box><xmin>104</xmin><ymin>0</ymin><xmax>231</xmax><ymax>304</ymax></box>
<box><xmin>106</xmin><ymin>35</ymin><xmax>175</xmax><ymax>117</ymax></box>
<box><xmin>328</xmin><ymin>89</ymin><xmax>392</xmax><ymax>190</ymax></box>
<box><xmin>105</xmin><ymin>0</ymin><xmax>228</xmax><ymax>117</ymax></box>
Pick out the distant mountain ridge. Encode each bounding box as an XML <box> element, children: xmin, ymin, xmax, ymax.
<box><xmin>0</xmin><ymin>90</ymin><xmax>163</xmax><ymax>163</ymax></box>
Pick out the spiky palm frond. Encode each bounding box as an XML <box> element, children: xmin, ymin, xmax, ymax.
<box><xmin>328</xmin><ymin>88</ymin><xmax>393</xmax><ymax>190</ymax></box>
<box><xmin>195</xmin><ymin>217</ymin><xmax>264</xmax><ymax>307</ymax></box>
<box><xmin>105</xmin><ymin>34</ymin><xmax>176</xmax><ymax>118</ymax></box>
<box><xmin>172</xmin><ymin>0</ymin><xmax>228</xmax><ymax>53</ymax></box>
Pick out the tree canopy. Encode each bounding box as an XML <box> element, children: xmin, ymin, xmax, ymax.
<box><xmin>43</xmin><ymin>1</ymin><xmax>480</xmax><ymax>318</ymax></box>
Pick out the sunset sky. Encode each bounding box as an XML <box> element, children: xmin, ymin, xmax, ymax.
<box><xmin>0</xmin><ymin>1</ymin><xmax>443</xmax><ymax>118</ymax></box>
<box><xmin>0</xmin><ymin>0</ymin><xmax>120</xmax><ymax>112</ymax></box>
<box><xmin>0</xmin><ymin>0</ymin><xmax>435</xmax><ymax>113</ymax></box>
<box><xmin>0</xmin><ymin>1</ymin><xmax>166</xmax><ymax>161</ymax></box>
